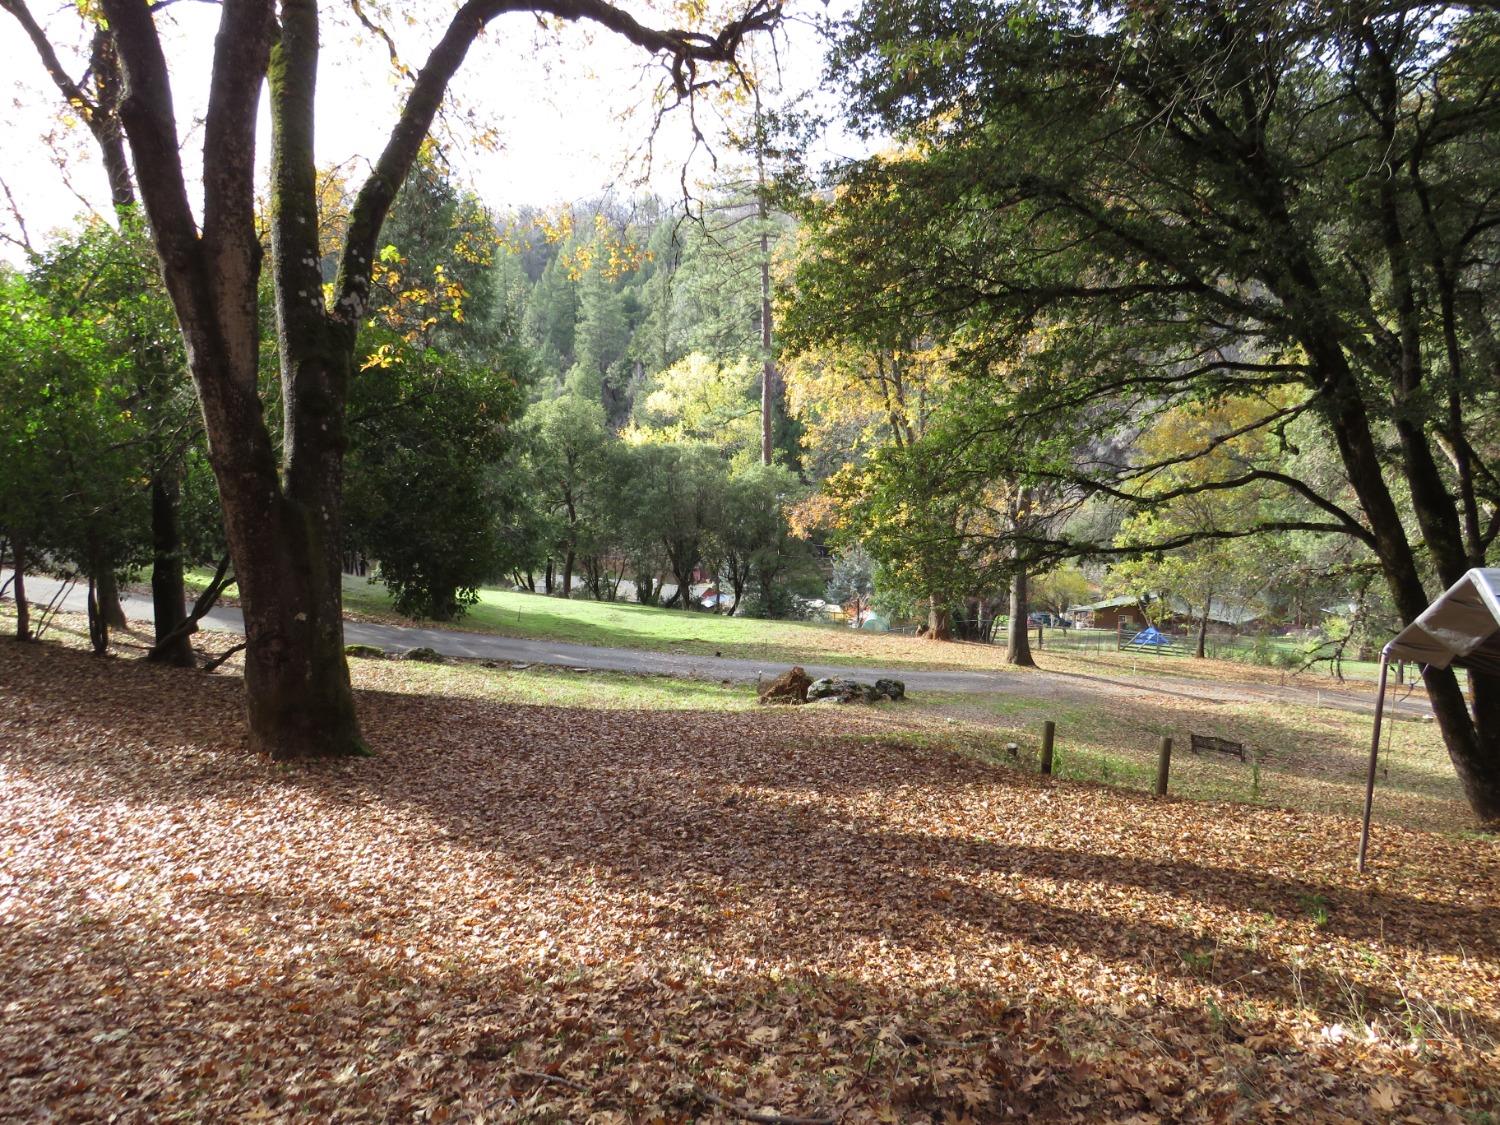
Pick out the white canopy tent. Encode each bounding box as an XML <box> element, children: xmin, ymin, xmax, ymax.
<box><xmin>1359</xmin><ymin>568</ymin><xmax>1500</xmax><ymax>870</ymax></box>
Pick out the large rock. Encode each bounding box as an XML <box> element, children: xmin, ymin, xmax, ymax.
<box><xmin>806</xmin><ymin>676</ymin><xmax>908</xmax><ymax>704</ymax></box>
<box><xmin>806</xmin><ymin>677</ymin><xmax>848</xmax><ymax>700</ymax></box>
<box><xmin>805</xmin><ymin>677</ymin><xmax>869</xmax><ymax>703</ymax></box>
<box><xmin>759</xmin><ymin>666</ymin><xmax>812</xmax><ymax>704</ymax></box>
<box><xmin>401</xmin><ymin>646</ymin><xmax>445</xmax><ymax>663</ymax></box>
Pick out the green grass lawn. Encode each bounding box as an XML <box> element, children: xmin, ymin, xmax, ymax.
<box><xmin>187</xmin><ymin>568</ymin><xmax>869</xmax><ymax>659</ymax></box>
<box><xmin>341</xmin><ymin>576</ymin><xmax>866</xmax><ymax>651</ymax></box>
<box><xmin>178</xmin><ymin>568</ymin><xmax>1424</xmax><ymax>689</ymax></box>
<box><xmin>326</xmin><ymin>573</ymin><xmax>1021</xmax><ymax>672</ymax></box>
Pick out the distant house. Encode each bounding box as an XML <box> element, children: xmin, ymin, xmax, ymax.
<box><xmin>1075</xmin><ymin>595</ymin><xmax>1148</xmax><ymax>630</ymax></box>
<box><xmin>1164</xmin><ymin>596</ymin><xmax>1262</xmax><ymax>630</ymax></box>
<box><xmin>1076</xmin><ymin>593</ymin><xmax>1260</xmax><ymax>632</ymax></box>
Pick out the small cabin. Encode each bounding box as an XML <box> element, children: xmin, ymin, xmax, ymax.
<box><xmin>1076</xmin><ymin>596</ymin><xmax>1146</xmax><ymax>631</ymax></box>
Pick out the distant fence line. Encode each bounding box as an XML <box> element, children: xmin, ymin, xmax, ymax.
<box><xmin>1028</xmin><ymin>625</ymin><xmax>1404</xmax><ymax>684</ymax></box>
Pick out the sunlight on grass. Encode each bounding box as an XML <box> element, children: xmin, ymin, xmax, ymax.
<box><xmin>330</xmin><ymin>573</ymin><xmax>1017</xmax><ymax>672</ymax></box>
<box><xmin>351</xmin><ymin>654</ymin><xmax>759</xmax><ymax>712</ymax></box>
<box><xmin>826</xmin><ymin>689</ymin><xmax>1473</xmax><ymax>836</ymax></box>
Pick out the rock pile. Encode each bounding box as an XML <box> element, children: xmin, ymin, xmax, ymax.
<box><xmin>758</xmin><ymin>668</ymin><xmax>907</xmax><ymax>704</ymax></box>
<box><xmin>807</xmin><ymin>676</ymin><xmax>906</xmax><ymax>704</ymax></box>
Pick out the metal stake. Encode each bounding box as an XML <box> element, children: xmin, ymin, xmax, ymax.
<box><xmin>1357</xmin><ymin>649</ymin><xmax>1392</xmax><ymax>873</ymax></box>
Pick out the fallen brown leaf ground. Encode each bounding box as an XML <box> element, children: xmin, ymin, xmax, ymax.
<box><xmin>1</xmin><ymin>632</ymin><xmax>1497</xmax><ymax>1123</ymax></box>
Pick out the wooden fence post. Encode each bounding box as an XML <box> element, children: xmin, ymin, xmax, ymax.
<box><xmin>1155</xmin><ymin>736</ymin><xmax>1173</xmax><ymax>798</ymax></box>
<box><xmin>1040</xmin><ymin>720</ymin><xmax>1055</xmax><ymax>776</ymax></box>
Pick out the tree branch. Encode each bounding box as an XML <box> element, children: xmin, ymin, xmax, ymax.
<box><xmin>334</xmin><ymin>0</ymin><xmax>780</xmax><ymax>325</ymax></box>
<box><xmin>201</xmin><ymin>641</ymin><xmax>247</xmax><ymax>672</ymax></box>
<box><xmin>0</xmin><ymin>0</ymin><xmax>95</xmax><ymax>114</ymax></box>
<box><xmin>147</xmin><ymin>553</ymin><xmax>235</xmax><ymax>660</ymax></box>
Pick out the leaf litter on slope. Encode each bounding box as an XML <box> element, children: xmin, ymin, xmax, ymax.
<box><xmin>0</xmin><ymin>636</ymin><xmax>1496</xmax><ymax>1122</ymax></box>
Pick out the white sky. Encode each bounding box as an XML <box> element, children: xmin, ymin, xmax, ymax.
<box><xmin>0</xmin><ymin>0</ymin><xmax>850</xmax><ymax>262</ymax></box>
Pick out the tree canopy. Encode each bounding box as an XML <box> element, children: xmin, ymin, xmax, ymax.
<box><xmin>790</xmin><ymin>0</ymin><xmax>1500</xmax><ymax>819</ymax></box>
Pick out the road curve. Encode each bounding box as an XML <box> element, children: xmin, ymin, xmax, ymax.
<box><xmin>5</xmin><ymin>572</ymin><xmax>1429</xmax><ymax>720</ymax></box>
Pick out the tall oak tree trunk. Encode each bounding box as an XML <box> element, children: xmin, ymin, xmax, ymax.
<box><xmin>1005</xmin><ymin>569</ymin><xmax>1034</xmax><ymax>667</ymax></box>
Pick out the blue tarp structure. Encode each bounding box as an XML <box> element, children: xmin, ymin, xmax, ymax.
<box><xmin>1127</xmin><ymin>626</ymin><xmax>1172</xmax><ymax>647</ymax></box>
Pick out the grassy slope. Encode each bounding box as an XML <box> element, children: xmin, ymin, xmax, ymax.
<box><xmin>326</xmin><ymin>574</ymin><xmax>1404</xmax><ymax>692</ymax></box>
<box><xmin>337</xmin><ymin>575</ymin><xmax>928</xmax><ymax>664</ymax></box>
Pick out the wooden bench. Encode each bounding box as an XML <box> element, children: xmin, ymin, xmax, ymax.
<box><xmin>1189</xmin><ymin>733</ymin><xmax>1247</xmax><ymax>761</ymax></box>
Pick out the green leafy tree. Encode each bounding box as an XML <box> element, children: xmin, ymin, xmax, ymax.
<box><xmin>29</xmin><ymin>217</ymin><xmax>210</xmax><ymax>663</ymax></box>
<box><xmin>628</xmin><ymin>352</ymin><xmax>761</xmax><ymax>454</ymax></box>
<box><xmin>522</xmin><ymin>248</ymin><xmax>580</xmax><ymax>387</ymax></box>
<box><xmin>715</xmin><ymin>461</ymin><xmax>802</xmax><ymax>614</ymax></box>
<box><xmin>626</xmin><ymin>443</ymin><xmax>726</xmax><ymax>609</ymax></box>
<box><xmin>0</xmin><ymin>270</ymin><xmax>142</xmax><ymax>648</ymax></box>
<box><xmin>1031</xmin><ymin>566</ymin><xmax>1092</xmax><ymax>620</ymax></box>
<box><xmin>3</xmin><ymin>0</ymin><xmax>777</xmax><ymax>758</ymax></box>
<box><xmin>523</xmin><ymin>395</ymin><xmax>615</xmax><ymax>598</ymax></box>
<box><xmin>808</xmin><ymin>0</ymin><xmax>1500</xmax><ymax>819</ymax></box>
<box><xmin>373</xmin><ymin>157</ymin><xmax>506</xmax><ymax>360</ymax></box>
<box><xmin>564</xmin><ymin>256</ymin><xmax>634</xmax><ymax>417</ymax></box>
<box><xmin>345</xmin><ymin>333</ymin><xmax>527</xmax><ymax>620</ymax></box>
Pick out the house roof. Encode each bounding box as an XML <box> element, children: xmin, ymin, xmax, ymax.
<box><xmin>1165</xmin><ymin>595</ymin><xmax>1261</xmax><ymax>626</ymax></box>
<box><xmin>1080</xmin><ymin>593</ymin><xmax>1258</xmax><ymax>624</ymax></box>
<box><xmin>1081</xmin><ymin>595</ymin><xmax>1141</xmax><ymax>611</ymax></box>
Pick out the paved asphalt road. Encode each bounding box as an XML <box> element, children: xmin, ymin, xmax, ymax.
<box><xmin>4</xmin><ymin>571</ymin><xmax>1429</xmax><ymax>719</ymax></box>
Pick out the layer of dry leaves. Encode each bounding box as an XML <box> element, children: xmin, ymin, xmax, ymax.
<box><xmin>2</xmin><ymin>635</ymin><xmax>1497</xmax><ymax>1123</ymax></box>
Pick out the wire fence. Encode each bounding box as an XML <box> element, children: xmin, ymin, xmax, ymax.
<box><xmin>1030</xmin><ymin>625</ymin><xmax>1403</xmax><ymax>684</ymax></box>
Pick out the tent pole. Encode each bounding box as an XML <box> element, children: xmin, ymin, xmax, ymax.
<box><xmin>1357</xmin><ymin>648</ymin><xmax>1393</xmax><ymax>873</ymax></box>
